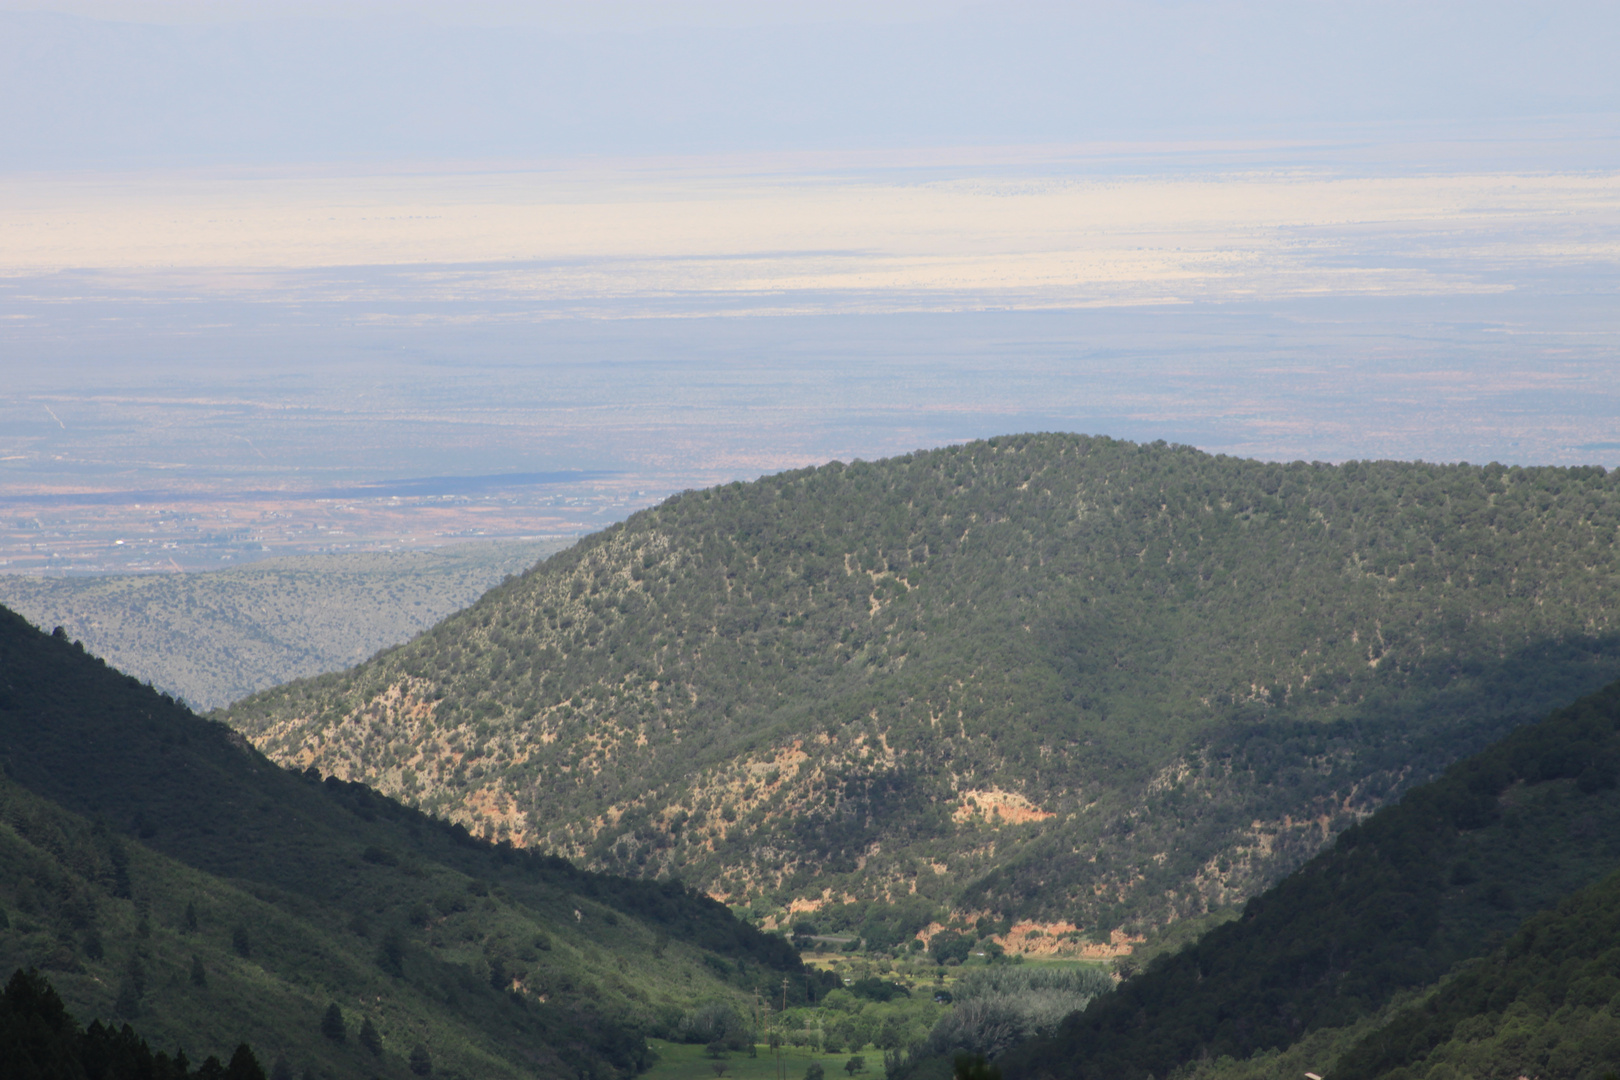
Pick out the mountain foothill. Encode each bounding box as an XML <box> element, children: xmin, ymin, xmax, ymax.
<box><xmin>224</xmin><ymin>433</ymin><xmax>1620</xmax><ymax>943</ymax></box>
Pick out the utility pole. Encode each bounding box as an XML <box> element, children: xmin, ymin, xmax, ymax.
<box><xmin>780</xmin><ymin>976</ymin><xmax>791</xmax><ymax>1080</ymax></box>
<box><xmin>754</xmin><ymin>988</ymin><xmax>765</xmax><ymax>1070</ymax></box>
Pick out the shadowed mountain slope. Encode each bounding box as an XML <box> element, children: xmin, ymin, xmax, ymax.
<box><xmin>0</xmin><ymin>605</ymin><xmax>808</xmax><ymax>1080</ymax></box>
<box><xmin>998</xmin><ymin>678</ymin><xmax>1620</xmax><ymax>1080</ymax></box>
<box><xmin>224</xmin><ymin>434</ymin><xmax>1620</xmax><ymax>936</ymax></box>
<box><xmin>1329</xmin><ymin>862</ymin><xmax>1620</xmax><ymax>1080</ymax></box>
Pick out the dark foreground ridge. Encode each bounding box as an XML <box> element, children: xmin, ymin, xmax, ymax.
<box><xmin>0</xmin><ymin>605</ymin><xmax>814</xmax><ymax>1079</ymax></box>
<box><xmin>998</xmin><ymin>679</ymin><xmax>1620</xmax><ymax>1080</ymax></box>
<box><xmin>1330</xmin><ymin>863</ymin><xmax>1620</xmax><ymax>1080</ymax></box>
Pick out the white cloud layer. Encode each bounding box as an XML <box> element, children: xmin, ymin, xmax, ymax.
<box><xmin>6</xmin><ymin>154</ymin><xmax>1614</xmax><ymax>318</ymax></box>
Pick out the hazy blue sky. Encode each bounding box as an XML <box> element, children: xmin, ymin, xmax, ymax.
<box><xmin>0</xmin><ymin>1</ymin><xmax>964</xmax><ymax>27</ymax></box>
<box><xmin>4</xmin><ymin>1</ymin><xmax>1617</xmax><ymax>168</ymax></box>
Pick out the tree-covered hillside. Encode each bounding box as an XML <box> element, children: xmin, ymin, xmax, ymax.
<box><xmin>0</xmin><ymin>605</ymin><xmax>808</xmax><ymax>1079</ymax></box>
<box><xmin>224</xmin><ymin>435</ymin><xmax>1620</xmax><ymax>936</ymax></box>
<box><xmin>1332</xmin><ymin>863</ymin><xmax>1620</xmax><ymax>1080</ymax></box>
<box><xmin>999</xmin><ymin>678</ymin><xmax>1620</xmax><ymax>1080</ymax></box>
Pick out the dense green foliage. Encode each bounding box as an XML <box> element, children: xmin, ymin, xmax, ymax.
<box><xmin>1329</xmin><ymin>866</ymin><xmax>1620</xmax><ymax>1080</ymax></box>
<box><xmin>771</xmin><ymin>974</ymin><xmax>946</xmax><ymax>1061</ymax></box>
<box><xmin>225</xmin><ymin>435</ymin><xmax>1620</xmax><ymax>934</ymax></box>
<box><xmin>1168</xmin><ymin>874</ymin><xmax>1620</xmax><ymax>1080</ymax></box>
<box><xmin>1000</xmin><ymin>679</ymin><xmax>1620</xmax><ymax>1080</ymax></box>
<box><xmin>0</xmin><ymin>605</ymin><xmax>810</xmax><ymax>1079</ymax></box>
<box><xmin>0</xmin><ymin>967</ymin><xmax>265</xmax><ymax>1080</ymax></box>
<box><xmin>0</xmin><ymin>540</ymin><xmax>565</xmax><ymax>710</ymax></box>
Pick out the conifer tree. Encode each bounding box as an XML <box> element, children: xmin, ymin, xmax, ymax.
<box><xmin>226</xmin><ymin>1042</ymin><xmax>268</xmax><ymax>1080</ymax></box>
<box><xmin>359</xmin><ymin>1017</ymin><xmax>383</xmax><ymax>1056</ymax></box>
<box><xmin>320</xmin><ymin>1002</ymin><xmax>345</xmax><ymax>1043</ymax></box>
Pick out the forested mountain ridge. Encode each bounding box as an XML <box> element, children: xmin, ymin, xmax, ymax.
<box><xmin>998</xmin><ymin>677</ymin><xmax>1620</xmax><ymax>1080</ymax></box>
<box><xmin>0</xmin><ymin>605</ymin><xmax>807</xmax><ymax>1079</ymax></box>
<box><xmin>223</xmin><ymin>434</ymin><xmax>1620</xmax><ymax>937</ymax></box>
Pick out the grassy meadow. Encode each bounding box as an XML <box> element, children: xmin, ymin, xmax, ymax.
<box><xmin>646</xmin><ymin>1039</ymin><xmax>873</xmax><ymax>1080</ymax></box>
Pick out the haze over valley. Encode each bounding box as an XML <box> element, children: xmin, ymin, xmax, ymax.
<box><xmin>5</xmin><ymin>4</ymin><xmax>1619</xmax><ymax>573</ymax></box>
<box><xmin>6</xmin><ymin>147</ymin><xmax>1619</xmax><ymax>573</ymax></box>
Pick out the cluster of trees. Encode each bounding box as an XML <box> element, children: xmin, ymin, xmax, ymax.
<box><xmin>0</xmin><ymin>967</ymin><xmax>265</xmax><ymax>1080</ymax></box>
<box><xmin>788</xmin><ymin>897</ymin><xmax>943</xmax><ymax>955</ymax></box>
<box><xmin>311</xmin><ymin>999</ymin><xmax>433</xmax><ymax>1075</ymax></box>
<box><xmin>918</xmin><ymin>967</ymin><xmax>1115</xmax><ymax>1061</ymax></box>
<box><xmin>228</xmin><ymin>435</ymin><xmax>1620</xmax><ymax>940</ymax></box>
<box><xmin>923</xmin><ymin>921</ymin><xmax>1013</xmax><ymax>966</ymax></box>
<box><xmin>765</xmin><ymin>980</ymin><xmax>946</xmax><ymax>1061</ymax></box>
